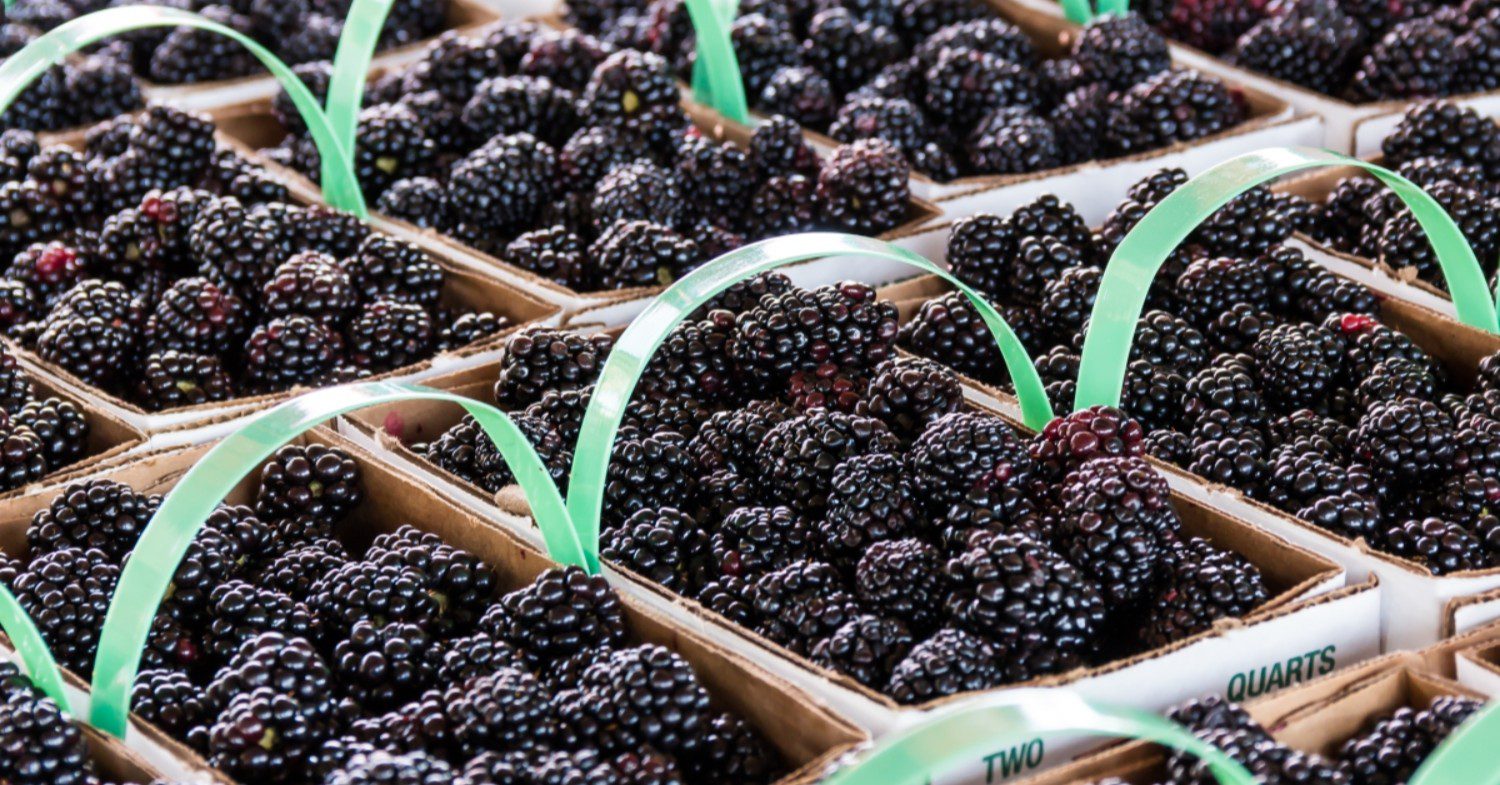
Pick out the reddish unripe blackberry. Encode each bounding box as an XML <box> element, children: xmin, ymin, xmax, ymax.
<box><xmin>1030</xmin><ymin>405</ymin><xmax>1146</xmax><ymax>480</ymax></box>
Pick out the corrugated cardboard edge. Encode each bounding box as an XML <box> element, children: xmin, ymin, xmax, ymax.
<box><xmin>0</xmin><ymin>431</ymin><xmax>865</xmax><ymax>785</ymax></box>
<box><xmin>137</xmin><ymin>0</ymin><xmax>500</xmax><ymax>110</ymax></box>
<box><xmin>11</xmin><ymin>126</ymin><xmax>563</xmax><ymax>433</ymax></box>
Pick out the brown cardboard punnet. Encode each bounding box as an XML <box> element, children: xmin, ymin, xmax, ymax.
<box><xmin>209</xmin><ymin>70</ymin><xmax>946</xmax><ymax>318</ymax></box>
<box><xmin>997</xmin><ymin>0</ymin><xmax>1498</xmax><ymax>154</ymax></box>
<box><xmin>0</xmin><ymin>431</ymin><xmax>865</xmax><ymax>785</ymax></box>
<box><xmin>8</xmin><ymin>127</ymin><xmax>563</xmax><ymax>437</ymax></box>
<box><xmin>138</xmin><ymin>0</ymin><xmax>500</xmax><ymax>112</ymax></box>
<box><xmin>0</xmin><ymin>364</ymin><xmax>148</xmax><ymax>501</ymax></box>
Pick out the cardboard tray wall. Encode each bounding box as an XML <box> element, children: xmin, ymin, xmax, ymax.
<box><xmin>998</xmin><ymin>0</ymin><xmax>1500</xmax><ymax>153</ymax></box>
<box><xmin>11</xmin><ymin>126</ymin><xmax>564</xmax><ymax>437</ymax></box>
<box><xmin>334</xmin><ymin>349</ymin><xmax>1382</xmax><ymax>784</ymax></box>
<box><xmin>0</xmin><ymin>429</ymin><xmax>867</xmax><ymax>785</ymax></box>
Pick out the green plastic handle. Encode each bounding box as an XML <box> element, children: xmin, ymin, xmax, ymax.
<box><xmin>0</xmin><ymin>6</ymin><xmax>366</xmax><ymax>217</ymax></box>
<box><xmin>686</xmin><ymin>0</ymin><xmax>750</xmax><ymax>124</ymax></box>
<box><xmin>1409</xmin><ymin>702</ymin><xmax>1500</xmax><ymax>785</ymax></box>
<box><xmin>564</xmin><ymin>232</ymin><xmax>1052</xmax><ymax>572</ymax></box>
<box><xmin>1060</xmin><ymin>0</ymin><xmax>1129</xmax><ymax>23</ymax></box>
<box><xmin>1074</xmin><ymin>147</ymin><xmax>1497</xmax><ymax>411</ymax></box>
<box><xmin>87</xmin><ymin>381</ymin><xmax>583</xmax><ymax>736</ymax></box>
<box><xmin>0</xmin><ymin>584</ymin><xmax>75</xmax><ymax>716</ymax></box>
<box><xmin>823</xmin><ymin>688</ymin><xmax>1255</xmax><ymax>785</ymax></box>
<box><xmin>325</xmin><ymin>0</ymin><xmax>396</xmax><ymax>167</ymax></box>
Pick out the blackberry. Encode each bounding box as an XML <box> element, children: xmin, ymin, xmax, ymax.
<box><xmin>914</xmin><ymin>18</ymin><xmax>1036</xmax><ymax>67</ymax></box>
<box><xmin>462</xmin><ymin>75</ymin><xmax>579</xmax><ymax>148</ymax></box>
<box><xmin>1107</xmin><ymin>70</ymin><xmax>1244</xmax><ymax>154</ymax></box>
<box><xmin>1072</xmin><ymin>13</ymin><xmax>1171</xmax><ymax>90</ymax></box>
<box><xmin>759</xmin><ymin>67</ymin><xmax>838</xmax><ymax>128</ymax></box>
<box><xmin>205</xmin><ymin>631</ymin><xmax>336</xmax><ymax>714</ymax></box>
<box><xmin>9</xmin><ymin>547</ymin><xmax>119</xmax><ymax>674</ymax></box>
<box><xmin>12</xmin><ymin>397</ymin><xmax>86</xmax><ymax>467</ymax></box>
<box><xmin>188</xmin><ymin>196</ymin><xmax>283</xmax><ymax>295</ymax></box>
<box><xmin>603</xmin><ymin>429</ymin><xmax>696</xmax><ymax>526</ymax></box>
<box><xmin>906</xmin><ymin>411</ymin><xmax>1037</xmax><ymax>517</ymax></box>
<box><xmin>854</xmin><ymin>538</ymin><xmax>943</xmax><ymax>632</ymax></box>
<box><xmin>1038</xmin><ymin>265</ymin><xmax>1102</xmax><ymax>342</ymax></box>
<box><xmin>945</xmin><ymin>212</ymin><xmax>1015</xmax><ymax>300</ymax></box>
<box><xmin>1131</xmin><ymin>310</ymin><xmax>1210</xmax><ymax>372</ymax></box>
<box><xmin>886</xmin><ymin>628</ymin><xmax>1004</xmax><ymax>704</ymax></box>
<box><xmin>578</xmin><ymin>644</ymin><xmax>712</xmax><ymax>755</ymax></box>
<box><xmin>0</xmin><ymin>420</ymin><xmax>45</xmax><ymax>491</ymax></box>
<box><xmin>722</xmin><ymin>13</ymin><xmax>803</xmax><ymax>98</ymax></box>
<box><xmin>495</xmin><ymin>327</ymin><xmax>613</xmax><ymax>408</ymax></box>
<box><xmin>636</xmin><ymin>312</ymin><xmax>738</xmax><ymax>406</ymax></box>
<box><xmin>208</xmin><ymin>687</ymin><xmax>338</xmax><ymax>784</ymax></box>
<box><xmin>368</xmin><ymin>525</ymin><xmax>498</xmax><ymax>633</ymax></box>
<box><xmin>492</xmin><ymin>566</ymin><xmax>627</xmax><ymax>665</ymax></box>
<box><xmin>1058</xmin><ymin>456</ymin><xmax>1178</xmax><ymax>608</ymax></box>
<box><xmin>243</xmin><ymin>315</ymin><xmax>347</xmax><ymax>392</ymax></box>
<box><xmin>1382</xmin><ymin>101</ymin><xmax>1500</xmax><ymax>176</ymax></box>
<box><xmin>922</xmin><ymin>48</ymin><xmax>1039</xmax><ymax>130</ymax></box>
<box><xmin>132</xmin><ymin>668</ymin><xmax>208</xmax><ymax>736</ymax></box>
<box><xmin>128</xmin><ymin>106</ymin><xmax>217</xmax><ymax>183</ymax></box>
<box><xmin>26</xmin><ymin>148</ymin><xmax>94</xmax><ymax>220</ymax></box>
<box><xmin>136</xmin><ymin>351</ymin><xmax>235</xmax><ymax>410</ymax></box>
<box><xmin>447</xmin><ymin>134</ymin><xmax>556</xmax><ymax>236</ymax></box>
<box><xmin>439</xmin><ymin>311</ymin><xmax>510</xmax><ymax>351</ymax></box>
<box><xmin>1353</xmin><ymin>397</ymin><xmax>1456</xmax><ymax>483</ymax></box>
<box><xmin>503</xmin><ymin>226</ymin><xmax>589</xmax><ymax>290</ymax></box>
<box><xmin>259</xmin><ymin>251</ymin><xmax>356</xmax><ymax>324</ymax></box>
<box><xmin>519</xmin><ymin>28</ymin><xmax>613</xmax><ymax>92</ymax></box>
<box><xmin>747</xmin><ymin>174</ymin><xmax>819</xmax><ymax>237</ymax></box>
<box><xmin>749</xmin><ymin>559</ymin><xmax>859</xmax><ymax>654</ymax></box>
<box><xmin>330</xmin><ymin>621</ymin><xmax>443</xmax><ymax>711</ymax></box>
<box><xmin>755</xmin><ymin>408</ymin><xmax>900</xmax><ymax>512</ymax></box>
<box><xmin>1188</xmin><ymin>434</ymin><xmax>1269</xmax><ymax>492</ymax></box>
<box><xmin>817</xmin><ymin>138</ymin><xmax>910</xmax><ymax>234</ymax></box>
<box><xmin>1230</xmin><ymin>5</ymin><xmax>1362</xmax><ymax>94</ymax></box>
<box><xmin>345</xmin><ymin>300</ymin><xmax>435</xmax><ymax>372</ymax></box>
<box><xmin>1145</xmin><ymin>428</ymin><xmax>1194</xmax><ymax>465</ymax></box>
<box><xmin>254</xmin><ymin>542</ymin><xmax>350</xmax><ymax>603</ymax></box>
<box><xmin>582</xmin><ymin>49</ymin><xmax>680</xmax><ymax>121</ymax></box>
<box><xmin>694</xmin><ymin>576</ymin><xmax>758</xmax><ymax>629</ymax></box>
<box><xmin>256</xmin><ymin>443</ymin><xmax>362</xmax><ymax>521</ymax></box>
<box><xmin>686</xmin><ymin>712</ymin><xmax>781</xmax><ymax>784</ymax></box>
<box><xmin>897</xmin><ymin>292</ymin><xmax>1019</xmax><ymax>385</ymax></box>
<box><xmin>376</xmin><ymin>178</ymin><xmax>450</xmax><ymax>229</ymax></box>
<box><xmin>689</xmin><ymin>401</ymin><xmax>794</xmax><ymax>477</ymax></box>
<box><xmin>1395</xmin><ymin>156</ymin><xmax>1488</xmax><ymax>193</ymax></box>
<box><xmin>7</xmin><ymin>242</ymin><xmax>88</xmax><ymax>309</ymax></box>
<box><xmin>142</xmin><ymin>277</ymin><xmax>247</xmax><ymax>356</ymax></box>
<box><xmin>1162</xmin><ymin>0</ymin><xmax>1268</xmax><ymax>52</ymax></box>
<box><xmin>810</xmin><ymin>614</ymin><xmax>914</xmax><ymax>689</ymax></box>
<box><xmin>1339</xmin><ymin>705</ymin><xmax>1449</xmax><ymax>784</ymax></box>
<box><xmin>1170</xmin><ymin>726</ymin><xmax>1343</xmax><ymax>785</ymax></box>
<box><xmin>0</xmin><ymin>183</ymin><xmax>69</xmax><ymax>258</ymax></box>
<box><xmin>1381</xmin><ymin>517</ymin><xmax>1485</xmax><ymax>574</ymax></box>
<box><xmin>204</xmin><ymin>580</ymin><xmax>319</xmax><ymax>665</ymax></box>
<box><xmin>28</xmin><ymin>478</ymin><xmax>160</xmax><ymax>562</ymax></box>
<box><xmin>1050</xmin><ymin>84</ymin><xmax>1112</xmax><ymax>164</ymax></box>
<box><xmin>818</xmin><ymin>453</ymin><xmax>921</xmax><ymax>567</ymax></box>
<box><xmin>676</xmin><ymin>134</ymin><xmax>757</xmax><ymax>227</ymax></box>
<box><xmin>601</xmin><ymin>507</ymin><xmax>708</xmax><ymax>592</ymax></box>
<box><xmin>1377</xmin><ymin>183</ymin><xmax>1500</xmax><ymax>290</ymax></box>
<box><xmin>0</xmin><ymin>280</ymin><xmax>38</xmax><ymax>334</ymax></box>
<box><xmin>591</xmin><ymin>220</ymin><xmax>701</xmax><ymax>290</ymax></box>
<box><xmin>966</xmin><ymin>107</ymin><xmax>1060</xmax><ymax>176</ymax></box>
<box><xmin>0</xmin><ymin>680</ymin><xmax>93</xmax><ymax>785</ymax></box>
<box><xmin>309</xmin><ymin>558</ymin><xmax>439</xmax><ymax>640</ymax></box>
<box><xmin>1251</xmin><ymin>323</ymin><xmax>1343</xmax><ymax>411</ymax></box>
<box><xmin>1141</xmin><ymin>536</ymin><xmax>1270</xmax><ymax>648</ymax></box>
<box><xmin>326</xmin><ymin>750</ymin><xmax>461</xmax><ymax>785</ymax></box>
<box><xmin>1350</xmin><ymin>19</ymin><xmax>1458</xmax><ymax>101</ymax></box>
<box><xmin>1264</xmin><ymin>445</ymin><xmax>1352</xmax><ymax>512</ymax></box>
<box><xmin>731</xmin><ymin>282</ymin><xmax>898</xmax><ymax>392</ymax></box>
<box><xmin>591</xmin><ymin>160</ymin><xmax>686</xmax><ymax>233</ymax></box>
<box><xmin>1030</xmin><ymin>405</ymin><xmax>1146</xmax><ymax>480</ymax></box>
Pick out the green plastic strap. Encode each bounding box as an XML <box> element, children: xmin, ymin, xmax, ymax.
<box><xmin>823</xmin><ymin>689</ymin><xmax>1255</xmax><ymax>785</ymax></box>
<box><xmin>1075</xmin><ymin>146</ymin><xmax>1496</xmax><ymax>411</ymax></box>
<box><xmin>1060</xmin><ymin>0</ymin><xmax>1130</xmax><ymax>23</ymax></box>
<box><xmin>565</xmin><ymin>232</ymin><xmax>1052</xmax><ymax>572</ymax></box>
<box><xmin>685</xmin><ymin>0</ymin><xmax>750</xmax><ymax>124</ymax></box>
<box><xmin>0</xmin><ymin>584</ymin><xmax>74</xmax><ymax>715</ymax></box>
<box><xmin>1409</xmin><ymin>702</ymin><xmax>1500</xmax><ymax>785</ymax></box>
<box><xmin>326</xmin><ymin>0</ymin><xmax>396</xmax><ymax>167</ymax></box>
<box><xmin>0</xmin><ymin>6</ymin><xmax>367</xmax><ymax>217</ymax></box>
<box><xmin>87</xmin><ymin>381</ymin><xmax>582</xmax><ymax>736</ymax></box>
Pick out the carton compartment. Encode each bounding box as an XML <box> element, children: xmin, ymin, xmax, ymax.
<box><xmin>0</xmin><ymin>369</ymin><xmax>147</xmax><ymax>501</ymax></box>
<box><xmin>0</xmin><ymin>432</ymin><xmax>863</xmax><ymax>785</ymax></box>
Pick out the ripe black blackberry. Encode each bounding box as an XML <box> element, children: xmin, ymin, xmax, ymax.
<box><xmin>591</xmin><ymin>220</ymin><xmax>702</xmax><ymax>290</ymax></box>
<box><xmin>204</xmin><ymin>580</ymin><xmax>319</xmax><ymax>665</ymax></box>
<box><xmin>27</xmin><ymin>147</ymin><xmax>95</xmax><ymax>219</ymax></box>
<box><xmin>259</xmin><ymin>251</ymin><xmax>357</xmax><ymax>324</ymax></box>
<box><xmin>208</xmin><ymin>686</ymin><xmax>338</xmax><ymax>784</ymax></box>
<box><xmin>377</xmin><ymin>177</ymin><xmax>451</xmax><ymax>230</ymax></box>
<box><xmin>142</xmin><ymin>277</ymin><xmax>247</xmax><ymax>356</ymax></box>
<box><xmin>898</xmin><ymin>293</ymin><xmax>1029</xmax><ymax>386</ymax></box>
<box><xmin>447</xmin><ymin>133</ymin><xmax>556</xmax><ymax>236</ymax></box>
<box><xmin>1381</xmin><ymin>517</ymin><xmax>1485</xmax><ymax>574</ymax></box>
<box><xmin>310</xmin><ymin>553</ymin><xmax>443</xmax><ymax>640</ymax></box>
<box><xmin>368</xmin><ymin>525</ymin><xmax>499</xmax><ymax>634</ymax></box>
<box><xmin>136</xmin><ymin>350</ymin><xmax>235</xmax><ymax>410</ymax></box>
<box><xmin>349</xmin><ymin>235</ymin><xmax>444</xmax><ymax>310</ymax></box>
<box><xmin>1049</xmin><ymin>84</ymin><xmax>1111</xmax><ymax>165</ymax></box>
<box><xmin>596</xmin><ymin>426</ymin><xmax>694</xmax><ymax>526</ymax></box>
<box><xmin>0</xmin><ymin>420</ymin><xmax>45</xmax><ymax>492</ymax></box>
<box><xmin>331</xmin><ymin>620</ymin><xmax>443</xmax><ymax>711</ymax></box>
<box><xmin>759</xmin><ymin>66</ymin><xmax>838</xmax><ymax>128</ymax></box>
<box><xmin>1107</xmin><ymin>70</ymin><xmax>1244</xmax><ymax>154</ymax></box>
<box><xmin>816</xmin><ymin>454</ymin><xmax>920</xmax><ymax>567</ymax></box>
<box><xmin>242</xmin><ymin>315</ymin><xmax>347</xmax><ymax>392</ymax></box>
<box><xmin>9</xmin><ymin>546</ymin><xmax>119</xmax><ymax>674</ymax></box>
<box><xmin>132</xmin><ymin>668</ymin><xmax>208</xmax><ymax>737</ymax></box>
<box><xmin>326</xmin><ymin>750</ymin><xmax>462</xmax><ymax>785</ymax></box>
<box><xmin>461</xmin><ymin>75</ymin><xmax>579</xmax><ymax>148</ymax></box>
<box><xmin>886</xmin><ymin>628</ymin><xmax>1005</xmax><ymax>705</ymax></box>
<box><xmin>944</xmin><ymin>212</ymin><xmax>1015</xmax><ymax>300</ymax></box>
<box><xmin>749</xmin><ymin>559</ymin><xmax>859</xmax><ymax>654</ymax></box>
<box><xmin>966</xmin><ymin>107</ymin><xmax>1060</xmax><ymax>176</ymax></box>
<box><xmin>907</xmin><ymin>411</ymin><xmax>1038</xmax><ymax>517</ymax></box>
<box><xmin>829</xmin><ymin>96</ymin><xmax>932</xmax><ymax>159</ymax></box>
<box><xmin>1353</xmin><ymin>397</ymin><xmax>1456</xmax><ymax>483</ymax></box>
<box><xmin>35</xmin><ymin>313</ymin><xmax>137</xmax><ymax>389</ymax></box>
<box><xmin>0</xmin><ymin>280</ymin><xmax>38</xmax><ymax>335</ymax></box>
<box><xmin>149</xmin><ymin>6</ymin><xmax>258</xmax><ymax>84</ymax></box>
<box><xmin>1263</xmin><ymin>445</ymin><xmax>1353</xmax><ymax>513</ymax></box>
<box><xmin>1121</xmin><ymin>360</ymin><xmax>1188</xmax><ymax>432</ymax></box>
<box><xmin>1382</xmin><ymin>101</ymin><xmax>1500</xmax><ymax>176</ymax></box>
<box><xmin>1338</xmin><ymin>705</ymin><xmax>1445</xmax><ymax>784</ymax></box>
<box><xmin>1141</xmin><ymin>536</ymin><xmax>1270</xmax><ymax>648</ymax></box>
<box><xmin>1030</xmin><ymin>405</ymin><xmax>1146</xmax><ymax>480</ymax></box>
<box><xmin>1038</xmin><ymin>265</ymin><xmax>1102</xmax><ymax>342</ymax></box>
<box><xmin>855</xmin><ymin>357</ymin><xmax>964</xmax><ymax>440</ymax></box>
<box><xmin>817</xmin><ymin>138</ymin><xmax>910</xmax><ymax>234</ymax></box>
<box><xmin>492</xmin><ymin>566</ymin><xmax>627</xmax><ymax>665</ymax></box>
<box><xmin>28</xmin><ymin>478</ymin><xmax>160</xmax><ymax>562</ymax></box>
<box><xmin>749</xmin><ymin>115</ymin><xmax>820</xmax><ymax>180</ymax></box>
<box><xmin>0</xmin><ymin>182</ymin><xmax>71</xmax><ymax>257</ymax></box>
<box><xmin>753</xmin><ymin>408</ymin><xmax>900</xmax><ymax>513</ymax></box>
<box><xmin>1170</xmin><ymin>726</ymin><xmax>1343</xmax><ymax>785</ymax></box>
<box><xmin>591</xmin><ymin>160</ymin><xmax>686</xmax><ymax>233</ymax></box>
<box><xmin>1350</xmin><ymin>19</ymin><xmax>1458</xmax><ymax>101</ymax></box>
<box><xmin>855</xmin><ymin>538</ymin><xmax>943</xmax><ymax>633</ymax></box>
<box><xmin>923</xmin><ymin>47</ymin><xmax>1039</xmax><ymax>130</ymax></box>
<box><xmin>205</xmin><ymin>631</ymin><xmax>336</xmax><ymax>714</ymax></box>
<box><xmin>1378</xmin><ymin>182</ymin><xmax>1500</xmax><ymax>291</ymax></box>
<box><xmin>635</xmin><ymin>312</ymin><xmax>738</xmax><ymax>407</ymax></box>
<box><xmin>581</xmin><ymin>49</ymin><xmax>680</xmax><ymax>121</ymax></box>
<box><xmin>943</xmin><ymin>530</ymin><xmax>1105</xmax><ymax>679</ymax></box>
<box><xmin>676</xmin><ymin>133</ymin><xmax>757</xmax><ymax>227</ymax></box>
<box><xmin>0</xmin><ymin>674</ymin><xmax>94</xmax><ymax>785</ymax></box>
<box><xmin>730</xmin><ymin>281</ymin><xmax>899</xmax><ymax>392</ymax></box>
<box><xmin>1072</xmin><ymin>13</ymin><xmax>1171</xmax><ymax>90</ymax></box>
<box><xmin>601</xmin><ymin>507</ymin><xmax>708</xmax><ymax>593</ymax></box>
<box><xmin>578</xmin><ymin>644</ymin><xmax>713</xmax><ymax>755</ymax></box>
<box><xmin>1058</xmin><ymin>456</ymin><xmax>1179</xmax><ymax>608</ymax></box>
<box><xmin>12</xmin><ymin>396</ymin><xmax>85</xmax><ymax>468</ymax></box>
<box><xmin>438</xmin><ymin>311</ymin><xmax>510</xmax><ymax>351</ymax></box>
<box><xmin>256</xmin><ymin>444</ymin><xmax>362</xmax><ymax>522</ymax></box>
<box><xmin>1356</xmin><ymin>358</ymin><xmax>1437</xmax><ymax>409</ymax></box>
<box><xmin>1251</xmin><ymin>323</ymin><xmax>1344</xmax><ymax>412</ymax></box>
<box><xmin>1173</xmin><ymin>257</ymin><xmax>1273</xmax><ymax>329</ymax></box>
<box><xmin>188</xmin><ymin>196</ymin><xmax>283</xmax><ymax>295</ymax></box>
<box><xmin>346</xmin><ymin>301</ymin><xmax>435</xmax><ymax>373</ymax></box>
<box><xmin>502</xmin><ymin>226</ymin><xmax>589</xmax><ymax>290</ymax></box>
<box><xmin>253</xmin><ymin>541</ymin><xmax>350</xmax><ymax>604</ymax></box>
<box><xmin>494</xmin><ymin>327</ymin><xmax>612</xmax><ymax>408</ymax></box>
<box><xmin>128</xmin><ymin>106</ymin><xmax>217</xmax><ymax>184</ymax></box>
<box><xmin>810</xmin><ymin>614</ymin><xmax>914</xmax><ymax>690</ymax></box>
<box><xmin>701</xmin><ymin>503</ymin><xmax>809</xmax><ymax>583</ymax></box>
<box><xmin>1230</xmin><ymin>5</ymin><xmax>1362</xmax><ymax>95</ymax></box>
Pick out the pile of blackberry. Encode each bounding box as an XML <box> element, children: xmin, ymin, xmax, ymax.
<box><xmin>1293</xmin><ymin>100</ymin><xmax>1500</xmax><ymax>294</ymax></box>
<box><xmin>3</xmin><ymin>445</ymin><xmax>784</xmax><ymax>785</ymax></box>
<box><xmin>416</xmin><ymin>283</ymin><xmax>1272</xmax><ymax>704</ymax></box>
<box><xmin>1147</xmin><ymin>692</ymin><xmax>1484</xmax><ymax>784</ymax></box>
<box><xmin>907</xmin><ymin>172</ymin><xmax>1500</xmax><ymax>576</ymax></box>
<box><xmin>0</xmin><ymin>108</ymin><xmax>509</xmax><ymax>410</ymax></box>
<box><xmin>0</xmin><ymin>23</ymin><xmax>141</xmax><ymax>132</ymax></box>
<box><xmin>0</xmin><ymin>343</ymin><xmax>91</xmax><ymax>491</ymax></box>
<box><xmin>568</xmin><ymin>4</ymin><xmax>1248</xmax><ymax>179</ymax></box>
<box><xmin>1155</xmin><ymin>0</ymin><xmax>1500</xmax><ymax>102</ymax></box>
<box><xmin>0</xmin><ymin>660</ymin><xmax>156</xmax><ymax>785</ymax></box>
<box><xmin>2</xmin><ymin>0</ymin><xmax>448</xmax><ymax>85</ymax></box>
<box><xmin>264</xmin><ymin>21</ymin><xmax>913</xmax><ymax>292</ymax></box>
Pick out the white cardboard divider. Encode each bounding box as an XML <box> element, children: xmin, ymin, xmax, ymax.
<box><xmin>1455</xmin><ymin>645</ymin><xmax>1500</xmax><ymax>697</ymax></box>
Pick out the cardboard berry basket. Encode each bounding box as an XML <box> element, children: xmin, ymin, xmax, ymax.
<box><xmin>209</xmin><ymin>93</ymin><xmax>946</xmax><ymax>319</ymax></box>
<box><xmin>0</xmin><ymin>429</ymin><xmax>867</xmax><ymax>785</ymax></box>
<box><xmin>335</xmin><ymin>350</ymin><xmax>1381</xmax><ymax>780</ymax></box>
<box><xmin>136</xmin><ymin>0</ymin><xmax>501</xmax><ymax>112</ymax></box>
<box><xmin>1000</xmin><ymin>0</ymin><xmax>1500</xmax><ymax>153</ymax></box>
<box><xmin>1003</xmin><ymin>650</ymin><xmax>1488</xmax><ymax>785</ymax></box>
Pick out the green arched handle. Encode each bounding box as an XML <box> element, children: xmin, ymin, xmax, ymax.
<box><xmin>0</xmin><ymin>6</ymin><xmax>367</xmax><ymax>217</ymax></box>
<box><xmin>0</xmin><ymin>584</ymin><xmax>75</xmax><ymax>715</ymax></box>
<box><xmin>1409</xmin><ymin>702</ymin><xmax>1500</xmax><ymax>785</ymax></box>
<box><xmin>1075</xmin><ymin>147</ymin><xmax>1496</xmax><ymax>411</ymax></box>
<box><xmin>87</xmin><ymin>381</ymin><xmax>584</xmax><ymax>737</ymax></box>
<box><xmin>686</xmin><ymin>0</ymin><xmax>750</xmax><ymax>124</ymax></box>
<box><xmin>325</xmin><ymin>0</ymin><xmax>396</xmax><ymax>170</ymax></box>
<box><xmin>1060</xmin><ymin>0</ymin><xmax>1129</xmax><ymax>24</ymax></box>
<box><xmin>823</xmin><ymin>689</ymin><xmax>1255</xmax><ymax>785</ymax></box>
<box><xmin>564</xmin><ymin>232</ymin><xmax>1052</xmax><ymax>572</ymax></box>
